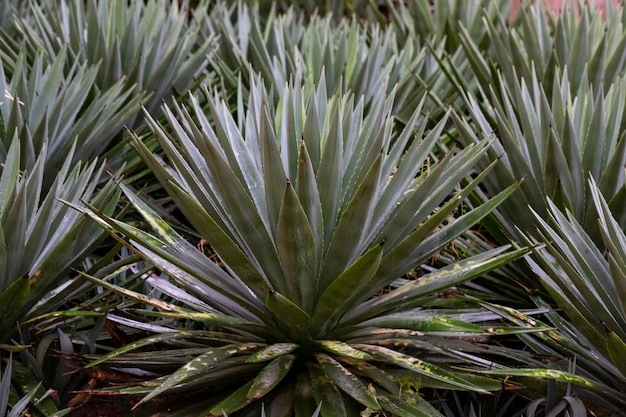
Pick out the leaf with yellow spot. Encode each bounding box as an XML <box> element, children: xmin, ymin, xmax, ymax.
<box><xmin>85</xmin><ymin>331</ymin><xmax>254</xmax><ymax>368</ymax></box>
<box><xmin>247</xmin><ymin>354</ymin><xmax>296</xmax><ymax>401</ymax></box>
<box><xmin>358</xmin><ymin>315</ymin><xmax>483</xmax><ymax>333</ymax></box>
<box><xmin>316</xmin><ymin>340</ymin><xmax>372</xmax><ymax>360</ymax></box>
<box><xmin>355</xmin><ymin>344</ymin><xmax>488</xmax><ymax>393</ymax></box>
<box><xmin>469</xmin><ymin>368</ymin><xmax>626</xmax><ymax>399</ymax></box>
<box><xmin>315</xmin><ymin>353</ymin><xmax>380</xmax><ymax>410</ymax></box>
<box><xmin>307</xmin><ymin>362</ymin><xmax>347</xmax><ymax>417</ymax></box>
<box><xmin>135</xmin><ymin>343</ymin><xmax>264</xmax><ymax>408</ymax></box>
<box><xmin>247</xmin><ymin>343</ymin><xmax>300</xmax><ymax>363</ymax></box>
<box><xmin>607</xmin><ymin>330</ymin><xmax>626</xmax><ymax>376</ymax></box>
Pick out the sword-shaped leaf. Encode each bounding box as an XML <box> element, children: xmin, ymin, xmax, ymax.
<box><xmin>247</xmin><ymin>354</ymin><xmax>296</xmax><ymax>401</ymax></box>
<box><xmin>247</xmin><ymin>343</ymin><xmax>300</xmax><ymax>364</ymax></box>
<box><xmin>266</xmin><ymin>290</ymin><xmax>311</xmax><ymax>343</ymax></box>
<box><xmin>315</xmin><ymin>353</ymin><xmax>380</xmax><ymax>410</ymax></box>
<box><xmin>311</xmin><ymin>243</ymin><xmax>383</xmax><ymax>336</ymax></box>
<box><xmin>137</xmin><ymin>343</ymin><xmax>264</xmax><ymax>407</ymax></box>
<box><xmin>307</xmin><ymin>362</ymin><xmax>347</xmax><ymax>417</ymax></box>
<box><xmin>355</xmin><ymin>344</ymin><xmax>488</xmax><ymax>393</ymax></box>
<box><xmin>316</xmin><ymin>341</ymin><xmax>371</xmax><ymax>361</ymax></box>
<box><xmin>277</xmin><ymin>180</ymin><xmax>317</xmax><ymax>312</ymax></box>
<box><xmin>207</xmin><ymin>380</ymin><xmax>255</xmax><ymax>417</ymax></box>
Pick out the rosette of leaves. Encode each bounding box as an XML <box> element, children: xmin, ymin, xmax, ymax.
<box><xmin>0</xmin><ymin>131</ymin><xmax>120</xmax><ymax>345</ymax></box>
<box><xmin>9</xmin><ymin>0</ymin><xmax>213</xmax><ymax>160</ymax></box>
<box><xmin>0</xmin><ymin>128</ymin><xmax>119</xmax><ymax>414</ymax></box>
<box><xmin>450</xmin><ymin>59</ymin><xmax>626</xmax><ymax>246</ymax></box>
<box><xmin>0</xmin><ymin>48</ymin><xmax>142</xmax><ymax>175</ymax></box>
<box><xmin>442</xmin><ymin>1</ymin><xmax>626</xmax><ymax>243</ymax></box>
<box><xmin>508</xmin><ymin>181</ymin><xmax>626</xmax><ymax>415</ymax></box>
<box><xmin>203</xmin><ymin>2</ymin><xmax>445</xmax><ymax>123</ymax></box>
<box><xmin>79</xmin><ymin>77</ymin><xmax>528</xmax><ymax>417</ymax></box>
<box><xmin>467</xmin><ymin>1</ymin><xmax>626</xmax><ymax>97</ymax></box>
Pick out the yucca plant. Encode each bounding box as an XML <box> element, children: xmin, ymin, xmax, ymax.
<box><xmin>383</xmin><ymin>0</ymin><xmax>512</xmax><ymax>52</ymax></box>
<box><xmin>0</xmin><ymin>132</ymin><xmax>120</xmax><ymax>342</ymax></box>
<box><xmin>0</xmin><ymin>129</ymin><xmax>120</xmax><ymax>415</ymax></box>
<box><xmin>13</xmin><ymin>0</ymin><xmax>213</xmax><ymax>118</ymax></box>
<box><xmin>0</xmin><ymin>49</ymin><xmax>142</xmax><ymax>175</ymax></box>
<box><xmin>470</xmin><ymin>1</ymin><xmax>626</xmax><ymax>97</ymax></box>
<box><xmin>71</xmin><ymin>73</ymin><xmax>536</xmax><ymax>417</ymax></box>
<box><xmin>204</xmin><ymin>2</ymin><xmax>432</xmax><ymax>121</ymax></box>
<box><xmin>445</xmin><ymin>1</ymin><xmax>626</xmax><ymax>242</ymax></box>
<box><xmin>479</xmin><ymin>180</ymin><xmax>626</xmax><ymax>416</ymax></box>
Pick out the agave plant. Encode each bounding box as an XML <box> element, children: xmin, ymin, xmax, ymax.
<box><xmin>71</xmin><ymin>73</ymin><xmax>535</xmax><ymax>417</ymax></box>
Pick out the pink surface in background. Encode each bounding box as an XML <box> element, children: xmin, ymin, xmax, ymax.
<box><xmin>509</xmin><ymin>0</ymin><xmax>621</xmax><ymax>19</ymax></box>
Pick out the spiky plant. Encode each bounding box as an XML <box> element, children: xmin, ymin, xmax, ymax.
<box><xmin>204</xmin><ymin>2</ymin><xmax>430</xmax><ymax>121</ymax></box>
<box><xmin>0</xmin><ymin>128</ymin><xmax>120</xmax><ymax>414</ymax></box>
<box><xmin>12</xmin><ymin>0</ymin><xmax>213</xmax><ymax>118</ymax></box>
<box><xmin>0</xmin><ymin>49</ymin><xmax>141</xmax><ymax>175</ymax></box>
<box><xmin>0</xmin><ymin>353</ymin><xmax>59</xmax><ymax>417</ymax></box>
<box><xmin>73</xmin><ymin>73</ymin><xmax>533</xmax><ymax>417</ymax></box>
<box><xmin>480</xmin><ymin>179</ymin><xmax>626</xmax><ymax>416</ymax></box>
<box><xmin>446</xmin><ymin>1</ymin><xmax>626</xmax><ymax>242</ymax></box>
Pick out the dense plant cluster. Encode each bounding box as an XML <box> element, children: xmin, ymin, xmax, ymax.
<box><xmin>0</xmin><ymin>1</ymin><xmax>625</xmax><ymax>416</ymax></box>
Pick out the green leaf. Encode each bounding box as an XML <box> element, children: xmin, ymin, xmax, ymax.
<box><xmin>606</xmin><ymin>330</ymin><xmax>626</xmax><ymax>376</ymax></box>
<box><xmin>85</xmin><ymin>331</ymin><xmax>253</xmax><ymax>369</ymax></box>
<box><xmin>311</xmin><ymin>242</ymin><xmax>383</xmax><ymax>336</ymax></box>
<box><xmin>247</xmin><ymin>354</ymin><xmax>296</xmax><ymax>401</ymax></box>
<box><xmin>315</xmin><ymin>353</ymin><xmax>380</xmax><ymax>410</ymax></box>
<box><xmin>347</xmin><ymin>246</ymin><xmax>528</xmax><ymax>323</ymax></box>
<box><xmin>307</xmin><ymin>362</ymin><xmax>347</xmax><ymax>417</ymax></box>
<box><xmin>0</xmin><ymin>275</ymin><xmax>29</xmax><ymax>335</ymax></box>
<box><xmin>208</xmin><ymin>380</ymin><xmax>255</xmax><ymax>417</ymax></box>
<box><xmin>320</xmin><ymin>152</ymin><xmax>383</xmax><ymax>290</ymax></box>
<box><xmin>358</xmin><ymin>315</ymin><xmax>484</xmax><ymax>334</ymax></box>
<box><xmin>138</xmin><ymin>343</ymin><xmax>264</xmax><ymax>407</ymax></box>
<box><xmin>266</xmin><ymin>290</ymin><xmax>311</xmax><ymax>343</ymax></box>
<box><xmin>247</xmin><ymin>343</ymin><xmax>300</xmax><ymax>363</ymax></box>
<box><xmin>277</xmin><ymin>180</ymin><xmax>317</xmax><ymax>313</ymax></box>
<box><xmin>316</xmin><ymin>341</ymin><xmax>372</xmax><ymax>361</ymax></box>
<box><xmin>471</xmin><ymin>368</ymin><xmax>625</xmax><ymax>399</ymax></box>
<box><xmin>0</xmin><ymin>132</ymin><xmax>19</xmax><ymax>217</ymax></box>
<box><xmin>378</xmin><ymin>394</ymin><xmax>444</xmax><ymax>417</ymax></box>
<box><xmin>355</xmin><ymin>344</ymin><xmax>488</xmax><ymax>393</ymax></box>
